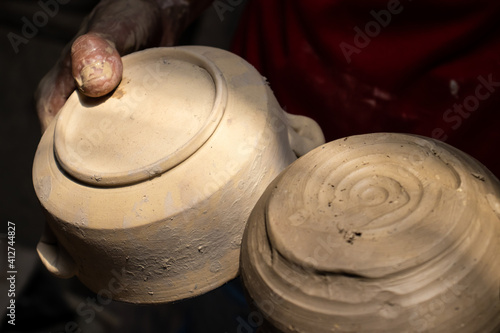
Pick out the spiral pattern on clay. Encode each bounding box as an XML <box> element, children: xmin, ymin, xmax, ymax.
<box><xmin>267</xmin><ymin>134</ymin><xmax>467</xmax><ymax>277</ymax></box>
<box><xmin>319</xmin><ymin>140</ymin><xmax>462</xmax><ymax>231</ymax></box>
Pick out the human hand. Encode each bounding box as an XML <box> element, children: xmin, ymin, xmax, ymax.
<box><xmin>35</xmin><ymin>0</ymin><xmax>212</xmax><ymax>132</ymax></box>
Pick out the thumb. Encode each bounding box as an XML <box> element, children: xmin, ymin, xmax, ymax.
<box><xmin>71</xmin><ymin>32</ymin><xmax>123</xmax><ymax>98</ymax></box>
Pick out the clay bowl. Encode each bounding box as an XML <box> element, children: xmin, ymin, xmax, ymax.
<box><xmin>240</xmin><ymin>133</ymin><xmax>500</xmax><ymax>332</ymax></box>
<box><xmin>33</xmin><ymin>46</ymin><xmax>324</xmax><ymax>303</ymax></box>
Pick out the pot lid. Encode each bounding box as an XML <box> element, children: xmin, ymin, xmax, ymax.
<box><xmin>54</xmin><ymin>48</ymin><xmax>227</xmax><ymax>186</ymax></box>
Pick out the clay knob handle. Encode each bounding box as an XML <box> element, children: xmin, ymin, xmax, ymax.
<box><xmin>285</xmin><ymin>112</ymin><xmax>325</xmax><ymax>157</ymax></box>
<box><xmin>36</xmin><ymin>223</ymin><xmax>77</xmax><ymax>279</ymax></box>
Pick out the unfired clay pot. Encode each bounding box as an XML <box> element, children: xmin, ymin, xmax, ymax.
<box><xmin>241</xmin><ymin>133</ymin><xmax>500</xmax><ymax>332</ymax></box>
<box><xmin>33</xmin><ymin>46</ymin><xmax>325</xmax><ymax>303</ymax></box>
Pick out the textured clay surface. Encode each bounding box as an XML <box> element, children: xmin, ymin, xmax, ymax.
<box><xmin>33</xmin><ymin>46</ymin><xmax>325</xmax><ymax>304</ymax></box>
<box><xmin>241</xmin><ymin>133</ymin><xmax>500</xmax><ymax>333</ymax></box>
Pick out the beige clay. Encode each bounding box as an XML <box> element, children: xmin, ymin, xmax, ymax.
<box><xmin>241</xmin><ymin>133</ymin><xmax>500</xmax><ymax>332</ymax></box>
<box><xmin>33</xmin><ymin>46</ymin><xmax>325</xmax><ymax>303</ymax></box>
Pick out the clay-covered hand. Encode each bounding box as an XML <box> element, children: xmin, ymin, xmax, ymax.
<box><xmin>35</xmin><ymin>0</ymin><xmax>213</xmax><ymax>132</ymax></box>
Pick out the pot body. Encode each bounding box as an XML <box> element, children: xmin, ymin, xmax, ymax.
<box><xmin>33</xmin><ymin>46</ymin><xmax>323</xmax><ymax>303</ymax></box>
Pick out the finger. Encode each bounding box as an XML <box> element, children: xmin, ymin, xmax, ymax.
<box><xmin>70</xmin><ymin>0</ymin><xmax>163</xmax><ymax>97</ymax></box>
<box><xmin>35</xmin><ymin>53</ymin><xmax>76</xmax><ymax>133</ymax></box>
<box><xmin>71</xmin><ymin>33</ymin><xmax>123</xmax><ymax>98</ymax></box>
<box><xmin>88</xmin><ymin>0</ymin><xmax>163</xmax><ymax>53</ymax></box>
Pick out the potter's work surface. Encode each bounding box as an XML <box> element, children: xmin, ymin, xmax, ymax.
<box><xmin>54</xmin><ymin>48</ymin><xmax>226</xmax><ymax>186</ymax></box>
<box><xmin>241</xmin><ymin>133</ymin><xmax>500</xmax><ymax>333</ymax></box>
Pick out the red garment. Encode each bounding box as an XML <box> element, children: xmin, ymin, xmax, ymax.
<box><xmin>232</xmin><ymin>0</ymin><xmax>500</xmax><ymax>177</ymax></box>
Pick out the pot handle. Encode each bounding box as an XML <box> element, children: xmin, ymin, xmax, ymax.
<box><xmin>285</xmin><ymin>112</ymin><xmax>325</xmax><ymax>157</ymax></box>
<box><xmin>37</xmin><ymin>222</ymin><xmax>77</xmax><ymax>278</ymax></box>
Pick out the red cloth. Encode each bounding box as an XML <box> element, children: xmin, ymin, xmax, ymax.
<box><xmin>231</xmin><ymin>0</ymin><xmax>500</xmax><ymax>177</ymax></box>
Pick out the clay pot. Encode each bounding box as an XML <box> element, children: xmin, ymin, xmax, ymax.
<box><xmin>240</xmin><ymin>133</ymin><xmax>500</xmax><ymax>332</ymax></box>
<box><xmin>33</xmin><ymin>46</ymin><xmax>324</xmax><ymax>303</ymax></box>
